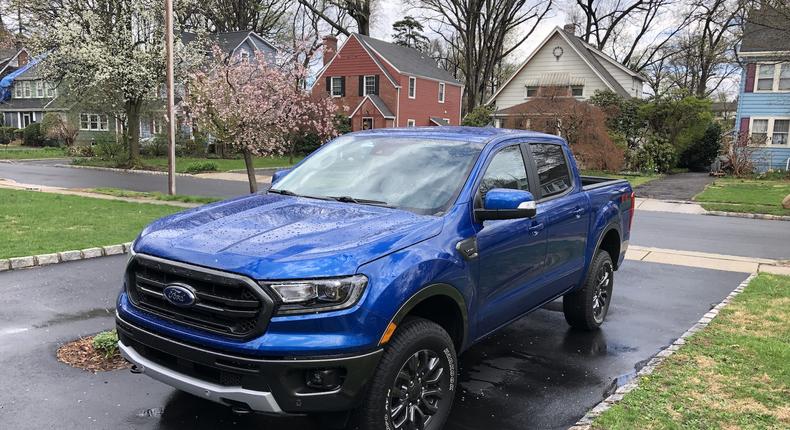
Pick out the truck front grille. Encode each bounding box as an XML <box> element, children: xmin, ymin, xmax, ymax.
<box><xmin>125</xmin><ymin>254</ymin><xmax>275</xmax><ymax>339</ymax></box>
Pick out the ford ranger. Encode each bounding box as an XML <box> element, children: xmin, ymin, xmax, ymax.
<box><xmin>117</xmin><ymin>127</ymin><xmax>634</xmax><ymax>430</ymax></box>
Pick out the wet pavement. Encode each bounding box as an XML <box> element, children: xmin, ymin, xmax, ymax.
<box><xmin>634</xmin><ymin>172</ymin><xmax>715</xmax><ymax>200</ymax></box>
<box><xmin>0</xmin><ymin>256</ymin><xmax>749</xmax><ymax>429</ymax></box>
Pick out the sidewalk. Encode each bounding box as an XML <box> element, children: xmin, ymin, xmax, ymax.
<box><xmin>635</xmin><ymin>198</ymin><xmax>706</xmax><ymax>215</ymax></box>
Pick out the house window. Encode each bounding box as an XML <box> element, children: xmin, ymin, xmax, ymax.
<box><xmin>45</xmin><ymin>82</ymin><xmax>56</xmax><ymax>98</ymax></box>
<box><xmin>330</xmin><ymin>77</ymin><xmax>343</xmax><ymax>97</ymax></box>
<box><xmin>362</xmin><ymin>117</ymin><xmax>374</xmax><ymax>130</ymax></box>
<box><xmin>571</xmin><ymin>85</ymin><xmax>584</xmax><ymax>97</ymax></box>
<box><xmin>239</xmin><ymin>50</ymin><xmax>250</xmax><ymax>62</ymax></box>
<box><xmin>80</xmin><ymin>113</ymin><xmax>109</xmax><ymax>131</ymax></box>
<box><xmin>408</xmin><ymin>76</ymin><xmax>416</xmax><ymax>99</ymax></box>
<box><xmin>526</xmin><ymin>86</ymin><xmax>538</xmax><ymax>97</ymax></box>
<box><xmin>773</xmin><ymin>120</ymin><xmax>789</xmax><ymax>145</ymax></box>
<box><xmin>14</xmin><ymin>83</ymin><xmax>22</xmax><ymax>98</ymax></box>
<box><xmin>438</xmin><ymin>82</ymin><xmax>445</xmax><ymax>103</ymax></box>
<box><xmin>35</xmin><ymin>81</ymin><xmax>44</xmax><ymax>98</ymax></box>
<box><xmin>780</xmin><ymin>64</ymin><xmax>790</xmax><ymax>91</ymax></box>
<box><xmin>364</xmin><ymin>75</ymin><xmax>376</xmax><ymax>96</ymax></box>
<box><xmin>22</xmin><ymin>81</ymin><xmax>31</xmax><ymax>98</ymax></box>
<box><xmin>443</xmin><ymin>118</ymin><xmax>450</xmax><ymax>125</ymax></box>
<box><xmin>756</xmin><ymin>64</ymin><xmax>774</xmax><ymax>91</ymax></box>
<box><xmin>750</xmin><ymin>119</ymin><xmax>769</xmax><ymax>144</ymax></box>
<box><xmin>407</xmin><ymin>119</ymin><xmax>416</xmax><ymax>127</ymax></box>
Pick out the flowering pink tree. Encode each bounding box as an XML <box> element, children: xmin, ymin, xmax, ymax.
<box><xmin>187</xmin><ymin>47</ymin><xmax>339</xmax><ymax>193</ymax></box>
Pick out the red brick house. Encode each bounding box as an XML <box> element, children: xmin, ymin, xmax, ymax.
<box><xmin>312</xmin><ymin>33</ymin><xmax>463</xmax><ymax>131</ymax></box>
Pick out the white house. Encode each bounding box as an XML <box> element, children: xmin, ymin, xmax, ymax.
<box><xmin>489</xmin><ymin>24</ymin><xmax>644</xmax><ymax>128</ymax></box>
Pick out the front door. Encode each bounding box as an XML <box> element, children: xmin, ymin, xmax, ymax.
<box><xmin>362</xmin><ymin>117</ymin><xmax>374</xmax><ymax>130</ymax></box>
<box><xmin>475</xmin><ymin>144</ymin><xmax>548</xmax><ymax>337</ymax></box>
<box><xmin>21</xmin><ymin>113</ymin><xmax>32</xmax><ymax>128</ymax></box>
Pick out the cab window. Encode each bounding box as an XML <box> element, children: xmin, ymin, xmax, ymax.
<box><xmin>478</xmin><ymin>145</ymin><xmax>530</xmax><ymax>197</ymax></box>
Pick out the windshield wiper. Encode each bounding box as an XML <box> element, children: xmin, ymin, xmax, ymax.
<box><xmin>327</xmin><ymin>196</ymin><xmax>392</xmax><ymax>207</ymax></box>
<box><xmin>268</xmin><ymin>188</ymin><xmax>298</xmax><ymax>196</ymax></box>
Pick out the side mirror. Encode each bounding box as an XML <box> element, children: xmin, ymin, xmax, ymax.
<box><xmin>475</xmin><ymin>188</ymin><xmax>537</xmax><ymax>222</ymax></box>
<box><xmin>271</xmin><ymin>168</ymin><xmax>292</xmax><ymax>185</ymax></box>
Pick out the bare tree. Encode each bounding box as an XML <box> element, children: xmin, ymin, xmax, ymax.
<box><xmin>412</xmin><ymin>0</ymin><xmax>553</xmax><ymax>113</ymax></box>
<box><xmin>297</xmin><ymin>0</ymin><xmax>373</xmax><ymax>36</ymax></box>
<box><xmin>192</xmin><ymin>0</ymin><xmax>290</xmax><ymax>38</ymax></box>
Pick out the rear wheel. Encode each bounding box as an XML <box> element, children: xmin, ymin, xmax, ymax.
<box><xmin>353</xmin><ymin>317</ymin><xmax>457</xmax><ymax>430</ymax></box>
<box><xmin>563</xmin><ymin>250</ymin><xmax>614</xmax><ymax>330</ymax></box>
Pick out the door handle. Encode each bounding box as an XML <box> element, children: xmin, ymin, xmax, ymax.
<box><xmin>528</xmin><ymin>222</ymin><xmax>544</xmax><ymax>236</ymax></box>
<box><xmin>572</xmin><ymin>207</ymin><xmax>585</xmax><ymax>218</ymax></box>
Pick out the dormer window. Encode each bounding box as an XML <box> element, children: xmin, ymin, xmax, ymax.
<box><xmin>239</xmin><ymin>51</ymin><xmax>250</xmax><ymax>62</ymax></box>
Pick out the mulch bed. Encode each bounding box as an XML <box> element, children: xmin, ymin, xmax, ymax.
<box><xmin>56</xmin><ymin>335</ymin><xmax>130</xmax><ymax>372</ymax></box>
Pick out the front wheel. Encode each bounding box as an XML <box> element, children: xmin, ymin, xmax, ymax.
<box><xmin>354</xmin><ymin>317</ymin><xmax>457</xmax><ymax>430</ymax></box>
<box><xmin>563</xmin><ymin>250</ymin><xmax>614</xmax><ymax>330</ymax></box>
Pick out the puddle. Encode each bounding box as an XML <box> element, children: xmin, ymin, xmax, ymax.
<box><xmin>136</xmin><ymin>407</ymin><xmax>164</xmax><ymax>418</ymax></box>
<box><xmin>33</xmin><ymin>307</ymin><xmax>114</xmax><ymax>328</ymax></box>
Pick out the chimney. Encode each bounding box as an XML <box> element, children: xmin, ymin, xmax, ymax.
<box><xmin>17</xmin><ymin>49</ymin><xmax>28</xmax><ymax>66</ymax></box>
<box><xmin>563</xmin><ymin>23</ymin><xmax>577</xmax><ymax>35</ymax></box>
<box><xmin>322</xmin><ymin>35</ymin><xmax>338</xmax><ymax>66</ymax></box>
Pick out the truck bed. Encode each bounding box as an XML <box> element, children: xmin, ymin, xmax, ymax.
<box><xmin>580</xmin><ymin>176</ymin><xmax>630</xmax><ymax>191</ymax></box>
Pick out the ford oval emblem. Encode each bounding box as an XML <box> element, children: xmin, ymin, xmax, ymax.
<box><xmin>162</xmin><ymin>283</ymin><xmax>197</xmax><ymax>307</ymax></box>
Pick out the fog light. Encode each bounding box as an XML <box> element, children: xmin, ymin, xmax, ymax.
<box><xmin>305</xmin><ymin>368</ymin><xmax>343</xmax><ymax>391</ymax></box>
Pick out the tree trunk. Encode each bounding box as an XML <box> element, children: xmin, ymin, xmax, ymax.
<box><xmin>243</xmin><ymin>148</ymin><xmax>258</xmax><ymax>193</ymax></box>
<box><xmin>125</xmin><ymin>99</ymin><xmax>142</xmax><ymax>166</ymax></box>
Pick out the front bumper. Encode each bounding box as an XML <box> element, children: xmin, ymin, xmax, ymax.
<box><xmin>117</xmin><ymin>314</ymin><xmax>383</xmax><ymax>414</ymax></box>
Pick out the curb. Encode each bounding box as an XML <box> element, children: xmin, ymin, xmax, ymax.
<box><xmin>568</xmin><ymin>272</ymin><xmax>758</xmax><ymax>430</ymax></box>
<box><xmin>53</xmin><ymin>163</ymin><xmax>197</xmax><ymax>177</ymax></box>
<box><xmin>705</xmin><ymin>210</ymin><xmax>790</xmax><ymax>222</ymax></box>
<box><xmin>0</xmin><ymin>242</ymin><xmax>132</xmax><ymax>272</ymax></box>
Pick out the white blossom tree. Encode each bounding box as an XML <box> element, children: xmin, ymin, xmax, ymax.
<box><xmin>28</xmin><ymin>0</ymin><xmax>199</xmax><ymax>165</ymax></box>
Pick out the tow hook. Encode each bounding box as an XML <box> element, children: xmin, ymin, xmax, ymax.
<box><xmin>130</xmin><ymin>364</ymin><xmax>143</xmax><ymax>374</ymax></box>
<box><xmin>230</xmin><ymin>405</ymin><xmax>253</xmax><ymax>415</ymax></box>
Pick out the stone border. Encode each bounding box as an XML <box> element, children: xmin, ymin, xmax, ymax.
<box><xmin>705</xmin><ymin>210</ymin><xmax>790</xmax><ymax>222</ymax></box>
<box><xmin>568</xmin><ymin>272</ymin><xmax>758</xmax><ymax>430</ymax></box>
<box><xmin>0</xmin><ymin>242</ymin><xmax>132</xmax><ymax>272</ymax></box>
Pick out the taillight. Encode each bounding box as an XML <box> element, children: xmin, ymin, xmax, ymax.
<box><xmin>629</xmin><ymin>191</ymin><xmax>636</xmax><ymax>228</ymax></box>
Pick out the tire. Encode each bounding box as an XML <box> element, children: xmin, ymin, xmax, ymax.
<box><xmin>563</xmin><ymin>250</ymin><xmax>614</xmax><ymax>330</ymax></box>
<box><xmin>352</xmin><ymin>317</ymin><xmax>457</xmax><ymax>430</ymax></box>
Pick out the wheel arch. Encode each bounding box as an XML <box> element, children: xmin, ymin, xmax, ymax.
<box><xmin>596</xmin><ymin>225</ymin><xmax>621</xmax><ymax>269</ymax></box>
<box><xmin>387</xmin><ymin>284</ymin><xmax>468</xmax><ymax>353</ymax></box>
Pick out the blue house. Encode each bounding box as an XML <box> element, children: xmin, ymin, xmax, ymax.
<box><xmin>735</xmin><ymin>6</ymin><xmax>790</xmax><ymax>172</ymax></box>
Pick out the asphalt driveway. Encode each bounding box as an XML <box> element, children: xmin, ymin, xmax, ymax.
<box><xmin>634</xmin><ymin>172</ymin><xmax>715</xmax><ymax>200</ymax></box>
<box><xmin>0</xmin><ymin>256</ymin><xmax>749</xmax><ymax>430</ymax></box>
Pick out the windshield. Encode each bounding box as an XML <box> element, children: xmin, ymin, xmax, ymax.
<box><xmin>271</xmin><ymin>135</ymin><xmax>484</xmax><ymax>215</ymax></box>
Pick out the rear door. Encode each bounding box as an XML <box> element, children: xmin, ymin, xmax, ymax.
<box><xmin>527</xmin><ymin>142</ymin><xmax>590</xmax><ymax>301</ymax></box>
<box><xmin>475</xmin><ymin>143</ymin><xmax>548</xmax><ymax>337</ymax></box>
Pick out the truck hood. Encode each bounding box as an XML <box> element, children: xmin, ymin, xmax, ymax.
<box><xmin>134</xmin><ymin>193</ymin><xmax>442</xmax><ymax>279</ymax></box>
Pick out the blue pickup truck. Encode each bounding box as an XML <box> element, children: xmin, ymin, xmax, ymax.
<box><xmin>117</xmin><ymin>127</ymin><xmax>634</xmax><ymax>430</ymax></box>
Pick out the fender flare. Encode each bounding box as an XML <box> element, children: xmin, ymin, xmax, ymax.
<box><xmin>594</xmin><ymin>222</ymin><xmax>622</xmax><ymax>269</ymax></box>
<box><xmin>387</xmin><ymin>283</ymin><xmax>469</xmax><ymax>350</ymax></box>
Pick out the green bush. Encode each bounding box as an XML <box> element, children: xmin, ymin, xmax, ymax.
<box><xmin>142</xmin><ymin>135</ymin><xmax>168</xmax><ymax>157</ymax></box>
<box><xmin>94</xmin><ymin>137</ymin><xmax>126</xmax><ymax>163</ymax></box>
<box><xmin>92</xmin><ymin>329</ymin><xmax>119</xmax><ymax>359</ymax></box>
<box><xmin>462</xmin><ymin>105</ymin><xmax>495</xmax><ymax>127</ymax></box>
<box><xmin>634</xmin><ymin>135</ymin><xmax>676</xmax><ymax>173</ymax></box>
<box><xmin>680</xmin><ymin>122</ymin><xmax>722</xmax><ymax>172</ymax></box>
<box><xmin>184</xmin><ymin>160</ymin><xmax>218</xmax><ymax>173</ymax></box>
<box><xmin>334</xmin><ymin>114</ymin><xmax>352</xmax><ymax>135</ymax></box>
<box><xmin>66</xmin><ymin>145</ymin><xmax>95</xmax><ymax>157</ymax></box>
<box><xmin>0</xmin><ymin>126</ymin><xmax>17</xmax><ymax>146</ymax></box>
<box><xmin>23</xmin><ymin>123</ymin><xmax>46</xmax><ymax>146</ymax></box>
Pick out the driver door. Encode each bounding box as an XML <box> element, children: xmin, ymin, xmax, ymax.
<box><xmin>474</xmin><ymin>144</ymin><xmax>548</xmax><ymax>337</ymax></box>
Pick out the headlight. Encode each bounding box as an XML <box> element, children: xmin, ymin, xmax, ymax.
<box><xmin>261</xmin><ymin>275</ymin><xmax>368</xmax><ymax>315</ymax></box>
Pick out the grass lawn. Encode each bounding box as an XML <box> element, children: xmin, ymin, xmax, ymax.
<box><xmin>593</xmin><ymin>273</ymin><xmax>790</xmax><ymax>430</ymax></box>
<box><xmin>0</xmin><ymin>188</ymin><xmax>183</xmax><ymax>259</ymax></box>
<box><xmin>72</xmin><ymin>155</ymin><xmax>301</xmax><ymax>173</ymax></box>
<box><xmin>90</xmin><ymin>187</ymin><xmax>222</xmax><ymax>205</ymax></box>
<box><xmin>694</xmin><ymin>178</ymin><xmax>790</xmax><ymax>216</ymax></box>
<box><xmin>581</xmin><ymin>170</ymin><xmax>663</xmax><ymax>188</ymax></box>
<box><xmin>0</xmin><ymin>147</ymin><xmax>66</xmax><ymax>159</ymax></box>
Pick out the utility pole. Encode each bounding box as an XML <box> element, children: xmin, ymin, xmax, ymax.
<box><xmin>165</xmin><ymin>0</ymin><xmax>176</xmax><ymax>195</ymax></box>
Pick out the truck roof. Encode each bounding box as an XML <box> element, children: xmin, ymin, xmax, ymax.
<box><xmin>350</xmin><ymin>126</ymin><xmax>565</xmax><ymax>145</ymax></box>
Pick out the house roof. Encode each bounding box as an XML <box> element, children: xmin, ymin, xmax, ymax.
<box><xmin>350</xmin><ymin>94</ymin><xmax>395</xmax><ymax>119</ymax></box>
<box><xmin>711</xmin><ymin>101</ymin><xmax>737</xmax><ymax>112</ymax></box>
<box><xmin>0</xmin><ymin>97</ymin><xmax>61</xmax><ymax>111</ymax></box>
<box><xmin>181</xmin><ymin>31</ymin><xmax>277</xmax><ymax>54</ymax></box>
<box><xmin>354</xmin><ymin>34</ymin><xmax>461</xmax><ymax>85</ymax></box>
<box><xmin>488</xmin><ymin>26</ymin><xmax>643</xmax><ymax>104</ymax></box>
<box><xmin>429</xmin><ymin>117</ymin><xmax>449</xmax><ymax>126</ymax></box>
<box><xmin>740</xmin><ymin>6</ymin><xmax>790</xmax><ymax>54</ymax></box>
